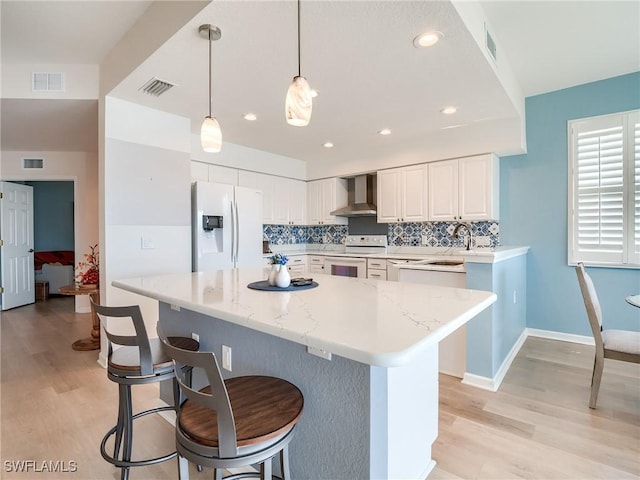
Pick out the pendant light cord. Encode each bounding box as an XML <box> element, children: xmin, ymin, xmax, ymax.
<box><xmin>297</xmin><ymin>0</ymin><xmax>301</xmax><ymax>77</ymax></box>
<box><xmin>208</xmin><ymin>28</ymin><xmax>213</xmax><ymax>117</ymax></box>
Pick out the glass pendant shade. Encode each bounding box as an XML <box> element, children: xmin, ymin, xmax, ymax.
<box><xmin>201</xmin><ymin>116</ymin><xmax>222</xmax><ymax>153</ymax></box>
<box><xmin>285</xmin><ymin>76</ymin><xmax>312</xmax><ymax>126</ymax></box>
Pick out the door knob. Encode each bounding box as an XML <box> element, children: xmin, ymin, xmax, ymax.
<box><xmin>28</xmin><ymin>248</ymin><xmax>34</xmax><ymax>253</ymax></box>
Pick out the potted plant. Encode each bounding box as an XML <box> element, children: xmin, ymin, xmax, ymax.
<box><xmin>267</xmin><ymin>253</ymin><xmax>290</xmax><ymax>288</ymax></box>
<box><xmin>75</xmin><ymin>244</ymin><xmax>99</xmax><ymax>288</ymax></box>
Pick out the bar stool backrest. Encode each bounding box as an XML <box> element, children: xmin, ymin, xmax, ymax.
<box><xmin>91</xmin><ymin>298</ymin><xmax>154</xmax><ymax>376</ymax></box>
<box><xmin>158</xmin><ymin>327</ymin><xmax>238</xmax><ymax>457</ymax></box>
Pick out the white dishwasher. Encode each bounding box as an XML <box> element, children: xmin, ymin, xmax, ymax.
<box><xmin>391</xmin><ymin>263</ymin><xmax>467</xmax><ymax>379</ymax></box>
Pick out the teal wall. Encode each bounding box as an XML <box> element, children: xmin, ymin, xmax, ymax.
<box><xmin>466</xmin><ymin>255</ymin><xmax>527</xmax><ymax>378</ymax></box>
<box><xmin>500</xmin><ymin>72</ymin><xmax>640</xmax><ymax>335</ymax></box>
<box><xmin>26</xmin><ymin>181</ymin><xmax>74</xmax><ymax>251</ymax></box>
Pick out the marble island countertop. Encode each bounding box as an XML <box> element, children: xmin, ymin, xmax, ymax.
<box><xmin>113</xmin><ymin>268</ymin><xmax>496</xmax><ymax>368</ymax></box>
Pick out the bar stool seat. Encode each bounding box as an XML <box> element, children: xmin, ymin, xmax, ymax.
<box><xmin>159</xmin><ymin>328</ymin><xmax>304</xmax><ymax>480</ymax></box>
<box><xmin>180</xmin><ymin>376</ymin><xmax>303</xmax><ymax>448</ymax></box>
<box><xmin>93</xmin><ymin>299</ymin><xmax>199</xmax><ymax>480</ymax></box>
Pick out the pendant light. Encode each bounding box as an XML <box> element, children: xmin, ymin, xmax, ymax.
<box><xmin>285</xmin><ymin>0</ymin><xmax>312</xmax><ymax>126</ymax></box>
<box><xmin>199</xmin><ymin>24</ymin><xmax>222</xmax><ymax>152</ymax></box>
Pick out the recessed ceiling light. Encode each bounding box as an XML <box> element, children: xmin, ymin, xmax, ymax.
<box><xmin>310</xmin><ymin>89</ymin><xmax>319</xmax><ymax>98</ymax></box>
<box><xmin>378</xmin><ymin>128</ymin><xmax>392</xmax><ymax>135</ymax></box>
<box><xmin>413</xmin><ymin>31</ymin><xmax>443</xmax><ymax>48</ymax></box>
<box><xmin>440</xmin><ymin>106</ymin><xmax>457</xmax><ymax>115</ymax></box>
<box><xmin>323</xmin><ymin>142</ymin><xmax>334</xmax><ymax>148</ymax></box>
<box><xmin>243</xmin><ymin>113</ymin><xmax>257</xmax><ymax>121</ymax></box>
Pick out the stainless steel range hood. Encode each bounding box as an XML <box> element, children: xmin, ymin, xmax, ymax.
<box><xmin>330</xmin><ymin>174</ymin><xmax>377</xmax><ymax>217</ymax></box>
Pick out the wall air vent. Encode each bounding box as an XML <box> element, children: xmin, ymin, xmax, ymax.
<box><xmin>485</xmin><ymin>25</ymin><xmax>497</xmax><ymax>63</ymax></box>
<box><xmin>140</xmin><ymin>77</ymin><xmax>176</xmax><ymax>97</ymax></box>
<box><xmin>32</xmin><ymin>72</ymin><xmax>65</xmax><ymax>92</ymax></box>
<box><xmin>23</xmin><ymin>158</ymin><xmax>44</xmax><ymax>169</ymax></box>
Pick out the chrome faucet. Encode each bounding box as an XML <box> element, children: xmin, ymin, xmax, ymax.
<box><xmin>452</xmin><ymin>222</ymin><xmax>473</xmax><ymax>250</ymax></box>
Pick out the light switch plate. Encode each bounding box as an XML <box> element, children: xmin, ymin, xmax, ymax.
<box><xmin>141</xmin><ymin>237</ymin><xmax>155</xmax><ymax>249</ymax></box>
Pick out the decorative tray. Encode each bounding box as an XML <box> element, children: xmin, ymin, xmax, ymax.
<box><xmin>247</xmin><ymin>279</ymin><xmax>318</xmax><ymax>292</ymax></box>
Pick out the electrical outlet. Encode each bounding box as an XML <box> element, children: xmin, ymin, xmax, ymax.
<box><xmin>191</xmin><ymin>333</ymin><xmax>199</xmax><ymax>343</ymax></box>
<box><xmin>475</xmin><ymin>236</ymin><xmax>491</xmax><ymax>247</ymax></box>
<box><xmin>222</xmin><ymin>345</ymin><xmax>232</xmax><ymax>371</ymax></box>
<box><xmin>307</xmin><ymin>346</ymin><xmax>332</xmax><ymax>361</ymax></box>
<box><xmin>170</xmin><ymin>304</ymin><xmax>181</xmax><ymax>312</ymax></box>
<box><xmin>513</xmin><ymin>290</ymin><xmax>517</xmax><ymax>304</ymax></box>
<box><xmin>421</xmin><ymin>235</ymin><xmax>430</xmax><ymax>245</ymax></box>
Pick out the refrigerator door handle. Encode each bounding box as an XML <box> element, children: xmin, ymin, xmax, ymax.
<box><xmin>234</xmin><ymin>199</ymin><xmax>240</xmax><ymax>265</ymax></box>
<box><xmin>230</xmin><ymin>200</ymin><xmax>236</xmax><ymax>265</ymax></box>
<box><xmin>231</xmin><ymin>199</ymin><xmax>239</xmax><ymax>265</ymax></box>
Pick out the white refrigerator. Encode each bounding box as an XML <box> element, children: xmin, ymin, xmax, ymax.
<box><xmin>192</xmin><ymin>181</ymin><xmax>264</xmax><ymax>271</ymax></box>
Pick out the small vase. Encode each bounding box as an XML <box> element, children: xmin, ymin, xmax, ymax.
<box><xmin>268</xmin><ymin>265</ymin><xmax>279</xmax><ymax>286</ymax></box>
<box><xmin>275</xmin><ymin>264</ymin><xmax>291</xmax><ymax>288</ymax></box>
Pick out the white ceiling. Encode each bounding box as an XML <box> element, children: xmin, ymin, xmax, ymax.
<box><xmin>1</xmin><ymin>1</ymin><xmax>638</xmax><ymax>173</ymax></box>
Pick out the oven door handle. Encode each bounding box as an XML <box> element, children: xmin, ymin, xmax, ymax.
<box><xmin>325</xmin><ymin>257</ymin><xmax>366</xmax><ymax>264</ymax></box>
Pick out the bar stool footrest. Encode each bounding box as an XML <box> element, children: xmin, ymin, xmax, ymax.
<box><xmin>100</xmin><ymin>405</ymin><xmax>177</xmax><ymax>468</ymax></box>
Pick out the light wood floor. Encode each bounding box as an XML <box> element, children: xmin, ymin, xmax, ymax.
<box><xmin>1</xmin><ymin>297</ymin><xmax>639</xmax><ymax>479</ymax></box>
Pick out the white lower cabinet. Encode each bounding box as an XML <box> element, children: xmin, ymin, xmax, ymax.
<box><xmin>367</xmin><ymin>258</ymin><xmax>387</xmax><ymax>280</ymax></box>
<box><xmin>287</xmin><ymin>256</ymin><xmax>307</xmax><ymax>276</ymax></box>
<box><xmin>308</xmin><ymin>255</ymin><xmax>326</xmax><ymax>275</ymax></box>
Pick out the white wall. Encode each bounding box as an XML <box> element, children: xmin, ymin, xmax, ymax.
<box><xmin>101</xmin><ymin>96</ymin><xmax>191</xmax><ymax>365</ymax></box>
<box><xmin>1</xmin><ymin>64</ymin><xmax>99</xmax><ymax>99</ymax></box>
<box><xmin>1</xmin><ymin>150</ymin><xmax>99</xmax><ymax>312</ymax></box>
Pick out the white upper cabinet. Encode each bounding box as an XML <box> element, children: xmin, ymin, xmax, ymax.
<box><xmin>428</xmin><ymin>154</ymin><xmax>499</xmax><ymax>221</ymax></box>
<box><xmin>377</xmin><ymin>164</ymin><xmax>427</xmax><ymax>223</ymax></box>
<box><xmin>191</xmin><ymin>162</ymin><xmax>209</xmax><ymax>182</ymax></box>
<box><xmin>307</xmin><ymin>178</ymin><xmax>348</xmax><ymax>225</ymax></box>
<box><xmin>191</xmin><ymin>162</ymin><xmax>239</xmax><ymax>185</ymax></box>
<box><xmin>208</xmin><ymin>164</ymin><xmax>238</xmax><ymax>186</ymax></box>
<box><xmin>428</xmin><ymin>160</ymin><xmax>458</xmax><ymax>221</ymax></box>
<box><xmin>272</xmin><ymin>177</ymin><xmax>307</xmax><ymax>225</ymax></box>
<box><xmin>239</xmin><ymin>171</ymin><xmax>274</xmax><ymax>223</ymax></box>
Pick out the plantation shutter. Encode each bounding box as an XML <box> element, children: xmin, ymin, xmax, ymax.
<box><xmin>571</xmin><ymin>115</ymin><xmax>625</xmax><ymax>263</ymax></box>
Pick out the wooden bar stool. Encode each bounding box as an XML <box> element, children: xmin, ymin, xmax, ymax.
<box><xmin>93</xmin><ymin>300</ymin><xmax>199</xmax><ymax>480</ymax></box>
<box><xmin>158</xmin><ymin>326</ymin><xmax>304</xmax><ymax>480</ymax></box>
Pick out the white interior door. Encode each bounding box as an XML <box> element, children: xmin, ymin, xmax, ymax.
<box><xmin>1</xmin><ymin>181</ymin><xmax>35</xmax><ymax>310</ymax></box>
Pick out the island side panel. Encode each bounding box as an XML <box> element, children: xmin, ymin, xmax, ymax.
<box><xmin>159</xmin><ymin>302</ymin><xmax>371</xmax><ymax>479</ymax></box>
<box><xmin>370</xmin><ymin>343</ymin><xmax>438</xmax><ymax>479</ymax></box>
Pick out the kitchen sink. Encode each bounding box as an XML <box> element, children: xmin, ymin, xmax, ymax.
<box><xmin>425</xmin><ymin>260</ymin><xmax>464</xmax><ymax>266</ymax></box>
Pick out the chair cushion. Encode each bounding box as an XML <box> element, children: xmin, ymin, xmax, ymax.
<box><xmin>179</xmin><ymin>376</ymin><xmax>303</xmax><ymax>448</ymax></box>
<box><xmin>602</xmin><ymin>329</ymin><xmax>640</xmax><ymax>355</ymax></box>
<box><xmin>109</xmin><ymin>336</ymin><xmax>199</xmax><ymax>374</ymax></box>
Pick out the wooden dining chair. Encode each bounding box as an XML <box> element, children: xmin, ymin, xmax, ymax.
<box><xmin>575</xmin><ymin>262</ymin><xmax>640</xmax><ymax>408</ymax></box>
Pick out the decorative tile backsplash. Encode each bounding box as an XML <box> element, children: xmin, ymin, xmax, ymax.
<box><xmin>387</xmin><ymin>221</ymin><xmax>500</xmax><ymax>248</ymax></box>
<box><xmin>264</xmin><ymin>221</ymin><xmax>499</xmax><ymax>248</ymax></box>
<box><xmin>263</xmin><ymin>224</ymin><xmax>348</xmax><ymax>245</ymax></box>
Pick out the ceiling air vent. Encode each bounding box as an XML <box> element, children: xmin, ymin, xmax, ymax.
<box><xmin>32</xmin><ymin>72</ymin><xmax>65</xmax><ymax>92</ymax></box>
<box><xmin>140</xmin><ymin>77</ymin><xmax>176</xmax><ymax>97</ymax></box>
<box><xmin>485</xmin><ymin>26</ymin><xmax>497</xmax><ymax>63</ymax></box>
<box><xmin>23</xmin><ymin>158</ymin><xmax>44</xmax><ymax>169</ymax></box>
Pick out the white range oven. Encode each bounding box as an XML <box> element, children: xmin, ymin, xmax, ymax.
<box><xmin>324</xmin><ymin>235</ymin><xmax>388</xmax><ymax>278</ymax></box>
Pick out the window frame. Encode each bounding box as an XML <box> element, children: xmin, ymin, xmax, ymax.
<box><xmin>568</xmin><ymin>109</ymin><xmax>639</xmax><ymax>269</ymax></box>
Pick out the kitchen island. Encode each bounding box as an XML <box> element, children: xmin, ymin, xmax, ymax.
<box><xmin>114</xmin><ymin>268</ymin><xmax>496</xmax><ymax>479</ymax></box>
